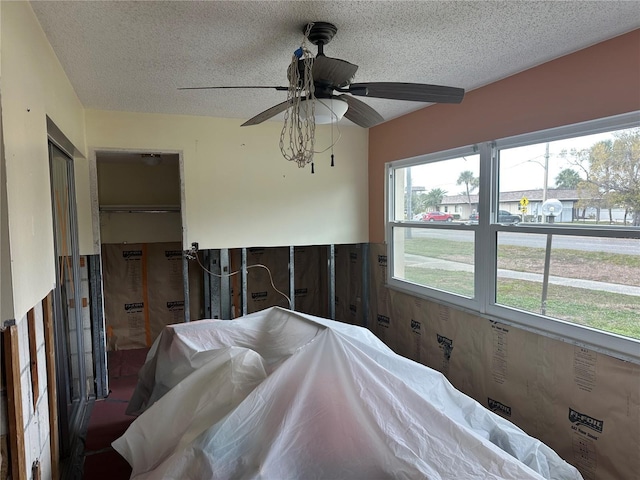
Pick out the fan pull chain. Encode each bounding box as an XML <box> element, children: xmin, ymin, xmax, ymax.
<box><xmin>331</xmin><ymin>113</ymin><xmax>335</xmax><ymax>167</ymax></box>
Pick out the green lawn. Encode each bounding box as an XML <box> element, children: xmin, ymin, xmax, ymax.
<box><xmin>404</xmin><ymin>237</ymin><xmax>640</xmax><ymax>284</ymax></box>
<box><xmin>405</xmin><ymin>266</ymin><xmax>475</xmax><ymax>297</ymax></box>
<box><xmin>402</xmin><ymin>237</ymin><xmax>640</xmax><ymax>339</ymax></box>
<box><xmin>496</xmin><ymin>277</ymin><xmax>640</xmax><ymax>339</ymax></box>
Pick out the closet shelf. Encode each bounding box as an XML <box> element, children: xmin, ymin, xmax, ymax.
<box><xmin>99</xmin><ymin>204</ymin><xmax>180</xmax><ymax>214</ymax></box>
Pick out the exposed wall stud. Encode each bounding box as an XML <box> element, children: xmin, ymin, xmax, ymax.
<box><xmin>88</xmin><ymin>256</ymin><xmax>108</xmax><ymax>398</ymax></box>
<box><xmin>3</xmin><ymin>323</ymin><xmax>27</xmax><ymax>480</ymax></box>
<box><xmin>27</xmin><ymin>308</ymin><xmax>39</xmax><ymax>410</ymax></box>
<box><xmin>361</xmin><ymin>243</ymin><xmax>370</xmax><ymax>328</ymax></box>
<box><xmin>203</xmin><ymin>250</ymin><xmax>212</xmax><ymax>318</ymax></box>
<box><xmin>32</xmin><ymin>460</ymin><xmax>41</xmax><ymax>480</ymax></box>
<box><xmin>289</xmin><ymin>246</ymin><xmax>295</xmax><ymax>311</ymax></box>
<box><xmin>328</xmin><ymin>244</ymin><xmax>336</xmax><ymax>320</ymax></box>
<box><xmin>241</xmin><ymin>248</ymin><xmax>248</xmax><ymax>316</ymax></box>
<box><xmin>182</xmin><ymin>251</ymin><xmax>191</xmax><ymax>322</ymax></box>
<box><xmin>43</xmin><ymin>294</ymin><xmax>60</xmax><ymax>480</ymax></box>
<box><xmin>220</xmin><ymin>249</ymin><xmax>231</xmax><ymax>319</ymax></box>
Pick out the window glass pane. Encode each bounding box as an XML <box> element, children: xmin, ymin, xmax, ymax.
<box><xmin>498</xmin><ymin>127</ymin><xmax>640</xmax><ymax>227</ymax></box>
<box><xmin>496</xmin><ymin>232</ymin><xmax>640</xmax><ymax>339</ymax></box>
<box><xmin>393</xmin><ymin>154</ymin><xmax>480</xmax><ymax>223</ymax></box>
<box><xmin>51</xmin><ymin>147</ymin><xmax>82</xmax><ymax>403</ymax></box>
<box><xmin>392</xmin><ymin>227</ymin><xmax>475</xmax><ymax>297</ymax></box>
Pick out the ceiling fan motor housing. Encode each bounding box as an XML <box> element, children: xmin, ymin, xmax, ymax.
<box><xmin>303</xmin><ymin>22</ymin><xmax>338</xmax><ymax>49</ymax></box>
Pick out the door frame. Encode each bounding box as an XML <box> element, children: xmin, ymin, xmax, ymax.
<box><xmin>48</xmin><ymin>140</ymin><xmax>87</xmax><ymax>458</ymax></box>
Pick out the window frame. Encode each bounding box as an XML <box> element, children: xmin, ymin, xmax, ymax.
<box><xmin>386</xmin><ymin>111</ymin><xmax>640</xmax><ymax>363</ymax></box>
<box><xmin>386</xmin><ymin>145</ymin><xmax>480</xmax><ymax>311</ymax></box>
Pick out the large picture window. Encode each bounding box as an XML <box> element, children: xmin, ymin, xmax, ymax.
<box><xmin>387</xmin><ymin>113</ymin><xmax>640</xmax><ymax>361</ymax></box>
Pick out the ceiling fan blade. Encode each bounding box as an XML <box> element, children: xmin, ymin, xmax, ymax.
<box><xmin>241</xmin><ymin>99</ymin><xmax>293</xmax><ymax>126</ymax></box>
<box><xmin>312</xmin><ymin>56</ymin><xmax>358</xmax><ymax>87</ymax></box>
<box><xmin>348</xmin><ymin>82</ymin><xmax>465</xmax><ymax>103</ymax></box>
<box><xmin>178</xmin><ymin>85</ymin><xmax>289</xmax><ymax>92</ymax></box>
<box><xmin>178</xmin><ymin>86</ymin><xmax>289</xmax><ymax>91</ymax></box>
<box><xmin>340</xmin><ymin>95</ymin><xmax>384</xmax><ymax>128</ymax></box>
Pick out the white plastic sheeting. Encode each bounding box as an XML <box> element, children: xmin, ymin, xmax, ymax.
<box><xmin>114</xmin><ymin>307</ymin><xmax>583</xmax><ymax>480</ymax></box>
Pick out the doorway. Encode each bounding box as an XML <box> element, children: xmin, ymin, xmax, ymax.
<box><xmin>95</xmin><ymin>152</ymin><xmax>200</xmax><ymax>352</ymax></box>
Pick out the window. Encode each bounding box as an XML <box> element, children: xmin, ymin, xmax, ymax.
<box><xmin>388</xmin><ymin>148</ymin><xmax>480</xmax><ymax>306</ymax></box>
<box><xmin>387</xmin><ymin>113</ymin><xmax>640</xmax><ymax>361</ymax></box>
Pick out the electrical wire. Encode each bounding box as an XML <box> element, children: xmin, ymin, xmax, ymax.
<box><xmin>313</xmin><ymin>113</ymin><xmax>342</xmax><ymax>154</ymax></box>
<box><xmin>189</xmin><ymin>250</ymin><xmax>292</xmax><ymax>310</ymax></box>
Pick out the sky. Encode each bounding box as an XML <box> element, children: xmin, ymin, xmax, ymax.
<box><xmin>408</xmin><ymin>129</ymin><xmax>627</xmax><ymax>196</ymax></box>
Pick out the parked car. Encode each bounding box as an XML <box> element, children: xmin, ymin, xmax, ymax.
<box><xmin>422</xmin><ymin>211</ymin><xmax>454</xmax><ymax>222</ymax></box>
<box><xmin>498</xmin><ymin>210</ymin><xmax>521</xmax><ymax>223</ymax></box>
<box><xmin>467</xmin><ymin>210</ymin><xmax>521</xmax><ymax>224</ymax></box>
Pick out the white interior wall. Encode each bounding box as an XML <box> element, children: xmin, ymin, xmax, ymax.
<box><xmin>1</xmin><ymin>98</ymin><xmax>14</xmax><ymax>323</ymax></box>
<box><xmin>0</xmin><ymin>1</ymin><xmax>88</xmax><ymax>320</ymax></box>
<box><xmin>74</xmin><ymin>157</ymin><xmax>95</xmax><ymax>255</ymax></box>
<box><xmin>0</xmin><ymin>94</ymin><xmax>8</xmax><ymax>476</ymax></box>
<box><xmin>85</xmin><ymin>109</ymin><xmax>369</xmax><ymax>250</ymax></box>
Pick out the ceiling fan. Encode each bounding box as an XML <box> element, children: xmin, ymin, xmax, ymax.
<box><xmin>179</xmin><ymin>22</ymin><xmax>465</xmax><ymax>128</ymax></box>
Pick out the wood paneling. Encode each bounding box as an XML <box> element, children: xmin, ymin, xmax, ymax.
<box><xmin>42</xmin><ymin>294</ymin><xmax>60</xmax><ymax>480</ymax></box>
<box><xmin>26</xmin><ymin>309</ymin><xmax>39</xmax><ymax>411</ymax></box>
<box><xmin>3</xmin><ymin>323</ymin><xmax>26</xmax><ymax>480</ymax></box>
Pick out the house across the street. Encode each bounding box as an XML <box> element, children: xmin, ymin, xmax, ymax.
<box><xmin>436</xmin><ymin>189</ymin><xmax>630</xmax><ymax>223</ymax></box>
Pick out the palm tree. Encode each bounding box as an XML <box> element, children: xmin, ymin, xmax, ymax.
<box><xmin>457</xmin><ymin>170</ymin><xmax>479</xmax><ymax>211</ymax></box>
<box><xmin>425</xmin><ymin>188</ymin><xmax>447</xmax><ymax>210</ymax></box>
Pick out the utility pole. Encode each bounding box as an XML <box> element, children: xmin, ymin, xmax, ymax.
<box><xmin>527</xmin><ymin>144</ymin><xmax>550</xmax><ymax>221</ymax></box>
<box><xmin>543</xmin><ymin>142</ymin><xmax>549</xmax><ymax>202</ymax></box>
<box><xmin>406</xmin><ymin>169</ymin><xmax>413</xmax><ymax>238</ymax></box>
<box><xmin>406</xmin><ymin>169</ymin><xmax>413</xmax><ymax>219</ymax></box>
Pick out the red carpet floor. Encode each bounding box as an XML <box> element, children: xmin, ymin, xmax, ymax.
<box><xmin>83</xmin><ymin>348</ymin><xmax>148</xmax><ymax>480</ymax></box>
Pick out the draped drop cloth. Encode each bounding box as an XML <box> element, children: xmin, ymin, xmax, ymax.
<box><xmin>114</xmin><ymin>307</ymin><xmax>583</xmax><ymax>480</ymax></box>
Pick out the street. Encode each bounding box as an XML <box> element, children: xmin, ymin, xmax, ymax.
<box><xmin>408</xmin><ymin>228</ymin><xmax>640</xmax><ymax>255</ymax></box>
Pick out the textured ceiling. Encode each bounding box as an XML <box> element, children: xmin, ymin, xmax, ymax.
<box><xmin>31</xmin><ymin>1</ymin><xmax>640</xmax><ymax>126</ymax></box>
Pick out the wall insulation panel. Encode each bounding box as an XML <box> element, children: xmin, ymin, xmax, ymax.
<box><xmin>227</xmin><ymin>246</ymin><xmax>328</xmax><ymax>318</ymax></box>
<box><xmin>366</xmin><ymin>242</ymin><xmax>640</xmax><ymax>480</ymax></box>
<box><xmin>334</xmin><ymin>244</ymin><xmax>363</xmax><ymax>326</ymax></box>
<box><xmin>245</xmin><ymin>247</ymin><xmax>290</xmax><ymax>314</ymax></box>
<box><xmin>293</xmin><ymin>246</ymin><xmax>328</xmax><ymax>318</ymax></box>
<box><xmin>102</xmin><ymin>242</ymin><xmax>201</xmax><ymax>350</ymax></box>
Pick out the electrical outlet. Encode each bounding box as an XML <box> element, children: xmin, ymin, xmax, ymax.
<box><xmin>191</xmin><ymin>242</ymin><xmax>199</xmax><ymax>252</ymax></box>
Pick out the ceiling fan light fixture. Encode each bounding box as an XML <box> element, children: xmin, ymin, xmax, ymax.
<box><xmin>301</xmin><ymin>97</ymin><xmax>348</xmax><ymax>124</ymax></box>
<box><xmin>141</xmin><ymin>153</ymin><xmax>161</xmax><ymax>166</ymax></box>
